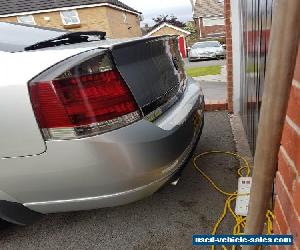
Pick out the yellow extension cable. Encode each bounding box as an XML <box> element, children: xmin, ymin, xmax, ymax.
<box><xmin>192</xmin><ymin>151</ymin><xmax>275</xmax><ymax>250</ymax></box>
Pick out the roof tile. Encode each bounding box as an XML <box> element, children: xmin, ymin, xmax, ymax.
<box><xmin>0</xmin><ymin>0</ymin><xmax>141</xmax><ymax>16</ymax></box>
<box><xmin>194</xmin><ymin>0</ymin><xmax>224</xmax><ymax>18</ymax></box>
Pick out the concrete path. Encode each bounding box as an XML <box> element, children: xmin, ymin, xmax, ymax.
<box><xmin>0</xmin><ymin>112</ymin><xmax>240</xmax><ymax>250</ymax></box>
<box><xmin>199</xmin><ymin>81</ymin><xmax>227</xmax><ymax>101</ymax></box>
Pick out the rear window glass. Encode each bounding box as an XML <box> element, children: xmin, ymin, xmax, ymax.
<box><xmin>0</xmin><ymin>22</ymin><xmax>66</xmax><ymax>52</ymax></box>
<box><xmin>192</xmin><ymin>41</ymin><xmax>221</xmax><ymax>49</ymax></box>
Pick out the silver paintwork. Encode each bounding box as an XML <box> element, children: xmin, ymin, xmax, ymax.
<box><xmin>0</xmin><ymin>48</ymin><xmax>95</xmax><ymax>158</ymax></box>
<box><xmin>189</xmin><ymin>41</ymin><xmax>226</xmax><ymax>61</ymax></box>
<box><xmin>24</xmin><ymin>123</ymin><xmax>200</xmax><ymax>213</ymax></box>
<box><xmin>0</xmin><ymin>42</ymin><xmax>203</xmax><ymax>214</ymax></box>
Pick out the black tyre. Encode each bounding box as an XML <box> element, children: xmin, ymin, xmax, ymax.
<box><xmin>0</xmin><ymin>219</ymin><xmax>11</xmax><ymax>229</ymax></box>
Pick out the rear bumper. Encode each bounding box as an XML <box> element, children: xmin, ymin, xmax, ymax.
<box><xmin>0</xmin><ymin>200</ymin><xmax>42</xmax><ymax>226</ymax></box>
<box><xmin>27</xmin><ymin>120</ymin><xmax>203</xmax><ymax>215</ymax></box>
<box><xmin>0</xmin><ymin>78</ymin><xmax>204</xmax><ymax>221</ymax></box>
<box><xmin>216</xmin><ymin>53</ymin><xmax>226</xmax><ymax>58</ymax></box>
<box><xmin>189</xmin><ymin>54</ymin><xmax>216</xmax><ymax>61</ymax></box>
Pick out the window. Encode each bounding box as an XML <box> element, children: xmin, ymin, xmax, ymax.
<box><xmin>60</xmin><ymin>10</ymin><xmax>80</xmax><ymax>25</ymax></box>
<box><xmin>192</xmin><ymin>41</ymin><xmax>221</xmax><ymax>49</ymax></box>
<box><xmin>203</xmin><ymin>17</ymin><xmax>225</xmax><ymax>26</ymax></box>
<box><xmin>17</xmin><ymin>15</ymin><xmax>36</xmax><ymax>25</ymax></box>
<box><xmin>123</xmin><ymin>13</ymin><xmax>128</xmax><ymax>23</ymax></box>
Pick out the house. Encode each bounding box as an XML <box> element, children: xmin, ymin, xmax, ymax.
<box><xmin>191</xmin><ymin>0</ymin><xmax>225</xmax><ymax>39</ymax></box>
<box><xmin>145</xmin><ymin>22</ymin><xmax>191</xmax><ymax>58</ymax></box>
<box><xmin>0</xmin><ymin>0</ymin><xmax>143</xmax><ymax>38</ymax></box>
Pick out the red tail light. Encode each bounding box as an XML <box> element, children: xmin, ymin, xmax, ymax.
<box><xmin>29</xmin><ymin>52</ymin><xmax>141</xmax><ymax>140</ymax></box>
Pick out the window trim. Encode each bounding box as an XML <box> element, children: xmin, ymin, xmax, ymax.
<box><xmin>203</xmin><ymin>17</ymin><xmax>225</xmax><ymax>27</ymax></box>
<box><xmin>60</xmin><ymin>9</ymin><xmax>81</xmax><ymax>26</ymax></box>
<box><xmin>17</xmin><ymin>15</ymin><xmax>36</xmax><ymax>25</ymax></box>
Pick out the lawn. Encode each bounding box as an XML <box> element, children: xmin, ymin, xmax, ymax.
<box><xmin>186</xmin><ymin>65</ymin><xmax>221</xmax><ymax>77</ymax></box>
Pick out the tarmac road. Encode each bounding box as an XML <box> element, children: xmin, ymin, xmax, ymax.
<box><xmin>184</xmin><ymin>58</ymin><xmax>226</xmax><ymax>68</ymax></box>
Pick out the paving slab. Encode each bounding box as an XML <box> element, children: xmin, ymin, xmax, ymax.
<box><xmin>199</xmin><ymin>81</ymin><xmax>227</xmax><ymax>101</ymax></box>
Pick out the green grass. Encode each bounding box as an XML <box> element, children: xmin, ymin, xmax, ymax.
<box><xmin>186</xmin><ymin>65</ymin><xmax>221</xmax><ymax>77</ymax></box>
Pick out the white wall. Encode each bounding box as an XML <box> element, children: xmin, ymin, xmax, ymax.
<box><xmin>231</xmin><ymin>0</ymin><xmax>242</xmax><ymax>114</ymax></box>
<box><xmin>190</xmin><ymin>0</ymin><xmax>196</xmax><ymax>15</ymax></box>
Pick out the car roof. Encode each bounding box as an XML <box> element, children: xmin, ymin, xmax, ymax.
<box><xmin>195</xmin><ymin>41</ymin><xmax>220</xmax><ymax>44</ymax></box>
<box><xmin>0</xmin><ymin>22</ymin><xmax>68</xmax><ymax>52</ymax></box>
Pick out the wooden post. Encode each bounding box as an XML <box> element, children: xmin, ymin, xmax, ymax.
<box><xmin>243</xmin><ymin>0</ymin><xmax>300</xmax><ymax>249</ymax></box>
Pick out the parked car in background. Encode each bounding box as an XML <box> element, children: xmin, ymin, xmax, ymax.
<box><xmin>188</xmin><ymin>41</ymin><xmax>226</xmax><ymax>61</ymax></box>
<box><xmin>0</xmin><ymin>22</ymin><xmax>205</xmax><ymax>225</ymax></box>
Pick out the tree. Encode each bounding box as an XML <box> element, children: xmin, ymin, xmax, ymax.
<box><xmin>152</xmin><ymin>14</ymin><xmax>185</xmax><ymax>28</ymax></box>
<box><xmin>184</xmin><ymin>21</ymin><xmax>198</xmax><ymax>45</ymax></box>
<box><xmin>184</xmin><ymin>21</ymin><xmax>196</xmax><ymax>36</ymax></box>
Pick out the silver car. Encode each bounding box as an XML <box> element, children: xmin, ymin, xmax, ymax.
<box><xmin>0</xmin><ymin>22</ymin><xmax>204</xmax><ymax>225</ymax></box>
<box><xmin>188</xmin><ymin>41</ymin><xmax>226</xmax><ymax>61</ymax></box>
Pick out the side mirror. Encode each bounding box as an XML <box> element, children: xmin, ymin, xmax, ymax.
<box><xmin>222</xmin><ymin>44</ymin><xmax>226</xmax><ymax>49</ymax></box>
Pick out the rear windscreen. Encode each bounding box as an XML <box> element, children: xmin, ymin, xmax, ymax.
<box><xmin>0</xmin><ymin>22</ymin><xmax>66</xmax><ymax>52</ymax></box>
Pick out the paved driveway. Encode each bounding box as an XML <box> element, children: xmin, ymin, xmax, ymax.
<box><xmin>0</xmin><ymin>112</ymin><xmax>239</xmax><ymax>250</ymax></box>
<box><xmin>199</xmin><ymin>81</ymin><xmax>227</xmax><ymax>101</ymax></box>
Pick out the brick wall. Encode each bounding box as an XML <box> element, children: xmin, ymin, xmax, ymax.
<box><xmin>194</xmin><ymin>17</ymin><xmax>225</xmax><ymax>39</ymax></box>
<box><xmin>74</xmin><ymin>7</ymin><xmax>111</xmax><ymax>35</ymax></box>
<box><xmin>272</xmin><ymin>47</ymin><xmax>300</xmax><ymax>249</ymax></box>
<box><xmin>105</xmin><ymin>7</ymin><xmax>142</xmax><ymax>38</ymax></box>
<box><xmin>201</xmin><ymin>23</ymin><xmax>225</xmax><ymax>38</ymax></box>
<box><xmin>0</xmin><ymin>6</ymin><xmax>142</xmax><ymax>38</ymax></box>
<box><xmin>203</xmin><ymin>24</ymin><xmax>224</xmax><ymax>36</ymax></box>
<box><xmin>224</xmin><ymin>0</ymin><xmax>233</xmax><ymax>113</ymax></box>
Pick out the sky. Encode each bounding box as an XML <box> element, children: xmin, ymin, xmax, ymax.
<box><xmin>121</xmin><ymin>0</ymin><xmax>193</xmax><ymax>27</ymax></box>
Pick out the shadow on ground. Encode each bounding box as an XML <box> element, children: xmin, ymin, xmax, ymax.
<box><xmin>0</xmin><ymin>112</ymin><xmax>239</xmax><ymax>250</ymax></box>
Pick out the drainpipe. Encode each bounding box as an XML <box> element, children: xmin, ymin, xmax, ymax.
<box><xmin>243</xmin><ymin>0</ymin><xmax>300</xmax><ymax>248</ymax></box>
